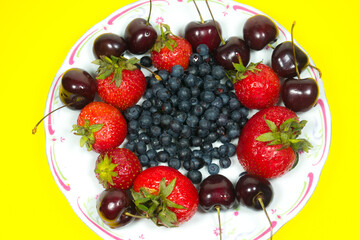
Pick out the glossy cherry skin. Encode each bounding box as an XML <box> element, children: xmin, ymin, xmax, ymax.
<box><xmin>198</xmin><ymin>174</ymin><xmax>236</xmax><ymax>211</ymax></box>
<box><xmin>281</xmin><ymin>77</ymin><xmax>319</xmax><ymax>112</ymax></box>
<box><xmin>213</xmin><ymin>37</ymin><xmax>250</xmax><ymax>70</ymax></box>
<box><xmin>59</xmin><ymin>68</ymin><xmax>97</xmax><ymax>110</ymax></box>
<box><xmin>235</xmin><ymin>173</ymin><xmax>273</xmax><ymax>210</ymax></box>
<box><xmin>184</xmin><ymin>20</ymin><xmax>222</xmax><ymax>52</ymax></box>
<box><xmin>124</xmin><ymin>18</ymin><xmax>157</xmax><ymax>54</ymax></box>
<box><xmin>96</xmin><ymin>188</ymin><xmax>136</xmax><ymax>229</ymax></box>
<box><xmin>93</xmin><ymin>33</ymin><xmax>127</xmax><ymax>59</ymax></box>
<box><xmin>271</xmin><ymin>41</ymin><xmax>309</xmax><ymax>78</ymax></box>
<box><xmin>243</xmin><ymin>15</ymin><xmax>278</xmax><ymax>51</ymax></box>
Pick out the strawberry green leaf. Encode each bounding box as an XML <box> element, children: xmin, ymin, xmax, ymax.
<box><xmin>72</xmin><ymin>120</ymin><xmax>103</xmax><ymax>151</ymax></box>
<box><xmin>95</xmin><ymin>154</ymin><xmax>118</xmax><ymax>188</ymax></box>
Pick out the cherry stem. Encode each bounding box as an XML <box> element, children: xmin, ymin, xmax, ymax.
<box><xmin>291</xmin><ymin>21</ymin><xmax>301</xmax><ymax>80</ymax></box>
<box><xmin>32</xmin><ymin>102</ymin><xmax>73</xmax><ymax>134</ymax></box>
<box><xmin>136</xmin><ymin>63</ymin><xmax>162</xmax><ymax>81</ymax></box>
<box><xmin>146</xmin><ymin>0</ymin><xmax>152</xmax><ymax>25</ymax></box>
<box><xmin>257</xmin><ymin>196</ymin><xmax>273</xmax><ymax>240</ymax></box>
<box><xmin>309</xmin><ymin>64</ymin><xmax>322</xmax><ymax>78</ymax></box>
<box><xmin>192</xmin><ymin>0</ymin><xmax>204</xmax><ymax>23</ymax></box>
<box><xmin>215</xmin><ymin>205</ymin><xmax>222</xmax><ymax>240</ymax></box>
<box><xmin>124</xmin><ymin>211</ymin><xmax>148</xmax><ymax>219</ymax></box>
<box><xmin>205</xmin><ymin>0</ymin><xmax>225</xmax><ymax>45</ymax></box>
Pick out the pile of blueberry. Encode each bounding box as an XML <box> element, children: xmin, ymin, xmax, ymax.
<box><xmin>124</xmin><ymin>45</ymin><xmax>249</xmax><ymax>183</ymax></box>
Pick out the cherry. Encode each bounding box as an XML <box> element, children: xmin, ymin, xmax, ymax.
<box><xmin>124</xmin><ymin>0</ymin><xmax>157</xmax><ymax>54</ymax></box>
<box><xmin>203</xmin><ymin>0</ymin><xmax>250</xmax><ymax>70</ymax></box>
<box><xmin>96</xmin><ymin>188</ymin><xmax>137</xmax><ymax>229</ymax></box>
<box><xmin>243</xmin><ymin>14</ymin><xmax>278</xmax><ymax>51</ymax></box>
<box><xmin>281</xmin><ymin>22</ymin><xmax>319</xmax><ymax>112</ymax></box>
<box><xmin>32</xmin><ymin>68</ymin><xmax>97</xmax><ymax>134</ymax></box>
<box><xmin>184</xmin><ymin>0</ymin><xmax>222</xmax><ymax>52</ymax></box>
<box><xmin>93</xmin><ymin>33</ymin><xmax>127</xmax><ymax>59</ymax></box>
<box><xmin>235</xmin><ymin>173</ymin><xmax>273</xmax><ymax>240</ymax></box>
<box><xmin>199</xmin><ymin>174</ymin><xmax>235</xmax><ymax>240</ymax></box>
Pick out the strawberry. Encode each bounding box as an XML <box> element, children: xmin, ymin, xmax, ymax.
<box><xmin>236</xmin><ymin>106</ymin><xmax>312</xmax><ymax>179</ymax></box>
<box><xmin>93</xmin><ymin>56</ymin><xmax>147</xmax><ymax>111</ymax></box>
<box><xmin>229</xmin><ymin>62</ymin><xmax>280</xmax><ymax>110</ymax></box>
<box><xmin>95</xmin><ymin>148</ymin><xmax>142</xmax><ymax>190</ymax></box>
<box><xmin>72</xmin><ymin>101</ymin><xmax>127</xmax><ymax>153</ymax></box>
<box><xmin>131</xmin><ymin>166</ymin><xmax>199</xmax><ymax>227</ymax></box>
<box><xmin>150</xmin><ymin>24</ymin><xmax>192</xmax><ymax>72</ymax></box>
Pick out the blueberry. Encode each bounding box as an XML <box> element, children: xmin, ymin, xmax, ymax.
<box><xmin>219</xmin><ymin>135</ymin><xmax>231</xmax><ymax>143</ymax></box>
<box><xmin>204</xmin><ymin>106</ymin><xmax>220</xmax><ymax>121</ymax></box>
<box><xmin>127</xmin><ymin>132</ymin><xmax>138</xmax><ymax>141</ymax></box>
<box><xmin>184</xmin><ymin>74</ymin><xmax>196</xmax><ymax>88</ymax></box>
<box><xmin>180</xmin><ymin>125</ymin><xmax>192</xmax><ymax>138</ymax></box>
<box><xmin>219</xmin><ymin>93</ymin><xmax>230</xmax><ymax>105</ymax></box>
<box><xmin>201</xmin><ymin>90</ymin><xmax>215</xmax><ymax>103</ymax></box>
<box><xmin>139</xmin><ymin>154</ymin><xmax>150</xmax><ymax>167</ymax></box>
<box><xmin>150</xmin><ymin>138</ymin><xmax>161</xmax><ymax>150</ymax></box>
<box><xmin>203</xmin><ymin>154</ymin><xmax>212</xmax><ymax>165</ymax></box>
<box><xmin>124</xmin><ymin>105</ymin><xmax>142</xmax><ymax>121</ymax></box>
<box><xmin>177</xmin><ymin>138</ymin><xmax>190</xmax><ymax>149</ymax></box>
<box><xmin>157</xmin><ymin>151</ymin><xmax>170</xmax><ymax>163</ymax></box>
<box><xmin>191</xmin><ymin>86</ymin><xmax>201</xmax><ymax>97</ymax></box>
<box><xmin>140</xmin><ymin>56</ymin><xmax>152</xmax><ymax>67</ymax></box>
<box><xmin>216</xmin><ymin>113</ymin><xmax>228</xmax><ymax>127</ymax></box>
<box><xmin>135</xmin><ymin>141</ymin><xmax>147</xmax><ymax>155</ymax></box>
<box><xmin>239</xmin><ymin>106</ymin><xmax>249</xmax><ymax>117</ymax></box>
<box><xmin>169</xmin><ymin>95</ymin><xmax>179</xmax><ymax>107</ymax></box>
<box><xmin>189</xmin><ymin>97</ymin><xmax>199</xmax><ymax>106</ymax></box>
<box><xmin>149</xmin><ymin>106</ymin><xmax>158</xmax><ymax>114</ymax></box>
<box><xmin>211</xmin><ymin>97</ymin><xmax>224</xmax><ymax>109</ymax></box>
<box><xmin>125</xmin><ymin>141</ymin><xmax>136</xmax><ymax>152</ymax></box>
<box><xmin>138</xmin><ymin>132</ymin><xmax>151</xmax><ymax>144</ymax></box>
<box><xmin>144</xmin><ymin>88</ymin><xmax>153</xmax><ymax>99</ymax></box>
<box><xmin>142</xmin><ymin>99</ymin><xmax>152</xmax><ymax>110</ymax></box>
<box><xmin>177</xmin><ymin>87</ymin><xmax>191</xmax><ymax>100</ymax></box>
<box><xmin>239</xmin><ymin>117</ymin><xmax>248</xmax><ymax>128</ymax></box>
<box><xmin>218</xmin><ymin>144</ymin><xmax>228</xmax><ymax>157</ymax></box>
<box><xmin>203</xmin><ymin>79</ymin><xmax>217</xmax><ymax>91</ymax></box>
<box><xmin>171</xmin><ymin>65</ymin><xmax>184</xmax><ymax>77</ymax></box>
<box><xmin>158</xmin><ymin>69</ymin><xmax>170</xmax><ymax>82</ymax></box>
<box><xmin>157</xmin><ymin>88</ymin><xmax>171</xmax><ymax>101</ymax></box>
<box><xmin>211</xmin><ymin>65</ymin><xmax>226</xmax><ymax>80</ymax></box>
<box><xmin>190</xmin><ymin>136</ymin><xmax>202</xmax><ymax>147</ymax></box>
<box><xmin>178</xmin><ymin>148</ymin><xmax>192</xmax><ymax>161</ymax></box>
<box><xmin>186</xmin><ymin>115</ymin><xmax>199</xmax><ymax>128</ymax></box>
<box><xmin>227</xmin><ymin>125</ymin><xmax>241</xmax><ymax>139</ymax></box>
<box><xmin>211</xmin><ymin>147</ymin><xmax>220</xmax><ymax>159</ymax></box>
<box><xmin>230</xmin><ymin>109</ymin><xmax>243</xmax><ymax>122</ymax></box>
<box><xmin>128</xmin><ymin>120</ymin><xmax>139</xmax><ymax>133</ymax></box>
<box><xmin>148</xmin><ymin>77</ymin><xmax>160</xmax><ymax>87</ymax></box>
<box><xmin>196</xmin><ymin>128</ymin><xmax>209</xmax><ymax>138</ymax></box>
<box><xmin>192</xmin><ymin>104</ymin><xmax>204</xmax><ymax>117</ymax></box>
<box><xmin>161</xmin><ymin>102</ymin><xmax>173</xmax><ymax>114</ymax></box>
<box><xmin>183</xmin><ymin>160</ymin><xmax>191</xmax><ymax>171</ymax></box>
<box><xmin>174</xmin><ymin>111</ymin><xmax>187</xmax><ymax>123</ymax></box>
<box><xmin>226</xmin><ymin>143</ymin><xmax>236</xmax><ymax>157</ymax></box>
<box><xmin>205</xmin><ymin>132</ymin><xmax>218</xmax><ymax>143</ymax></box>
<box><xmin>192</xmin><ymin>150</ymin><xmax>203</xmax><ymax>158</ymax></box>
<box><xmin>198</xmin><ymin>63</ymin><xmax>211</xmax><ymax>76</ymax></box>
<box><xmin>178</xmin><ymin>100</ymin><xmax>191</xmax><ymax>112</ymax></box>
<box><xmin>208</xmin><ymin>163</ymin><xmax>220</xmax><ymax>175</ymax></box>
<box><xmin>187</xmin><ymin>65</ymin><xmax>199</xmax><ymax>76</ymax></box>
<box><xmin>196</xmin><ymin>44</ymin><xmax>209</xmax><ymax>56</ymax></box>
<box><xmin>168</xmin><ymin>158</ymin><xmax>181</xmax><ymax>170</ymax></box>
<box><xmin>187</xmin><ymin>170</ymin><xmax>202</xmax><ymax>184</ymax></box>
<box><xmin>229</xmin><ymin>97</ymin><xmax>241</xmax><ymax>110</ymax></box>
<box><xmin>170</xmin><ymin>119</ymin><xmax>183</xmax><ymax>133</ymax></box>
<box><xmin>152</xmin><ymin>112</ymin><xmax>161</xmax><ymax>125</ymax></box>
<box><xmin>168</xmin><ymin>77</ymin><xmax>181</xmax><ymax>92</ymax></box>
<box><xmin>160</xmin><ymin>114</ymin><xmax>172</xmax><ymax>128</ymax></box>
<box><xmin>225</xmin><ymin>79</ymin><xmax>234</xmax><ymax>90</ymax></box>
<box><xmin>146</xmin><ymin>149</ymin><xmax>157</xmax><ymax>160</ymax></box>
<box><xmin>189</xmin><ymin>157</ymin><xmax>204</xmax><ymax>170</ymax></box>
<box><xmin>160</xmin><ymin>133</ymin><xmax>172</xmax><ymax>146</ymax></box>
<box><xmin>201</xmin><ymin>142</ymin><xmax>213</xmax><ymax>153</ymax></box>
<box><xmin>199</xmin><ymin>118</ymin><xmax>211</xmax><ymax>130</ymax></box>
<box><xmin>189</xmin><ymin>53</ymin><xmax>203</xmax><ymax>66</ymax></box>
<box><xmin>220</xmin><ymin>157</ymin><xmax>231</xmax><ymax>168</ymax></box>
<box><xmin>150</xmin><ymin>125</ymin><xmax>162</xmax><ymax>137</ymax></box>
<box><xmin>149</xmin><ymin>160</ymin><xmax>159</xmax><ymax>167</ymax></box>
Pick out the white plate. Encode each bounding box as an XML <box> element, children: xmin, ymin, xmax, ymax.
<box><xmin>44</xmin><ymin>0</ymin><xmax>331</xmax><ymax>239</ymax></box>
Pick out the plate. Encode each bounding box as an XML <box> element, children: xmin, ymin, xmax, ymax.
<box><xmin>44</xmin><ymin>0</ymin><xmax>331</xmax><ymax>239</ymax></box>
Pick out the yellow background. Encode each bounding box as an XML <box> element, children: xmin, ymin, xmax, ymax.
<box><xmin>2</xmin><ymin>0</ymin><xmax>358</xmax><ymax>239</ymax></box>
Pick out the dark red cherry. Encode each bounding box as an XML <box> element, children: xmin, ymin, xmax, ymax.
<box><xmin>271</xmin><ymin>41</ymin><xmax>309</xmax><ymax>78</ymax></box>
<box><xmin>281</xmin><ymin>77</ymin><xmax>319</xmax><ymax>112</ymax></box>
<box><xmin>243</xmin><ymin>14</ymin><xmax>279</xmax><ymax>51</ymax></box>
<box><xmin>235</xmin><ymin>173</ymin><xmax>273</xmax><ymax>210</ymax></box>
<box><xmin>213</xmin><ymin>37</ymin><xmax>250</xmax><ymax>70</ymax></box>
<box><xmin>185</xmin><ymin>20</ymin><xmax>222</xmax><ymax>52</ymax></box>
<box><xmin>199</xmin><ymin>174</ymin><xmax>236</xmax><ymax>211</ymax></box>
<box><xmin>93</xmin><ymin>33</ymin><xmax>127</xmax><ymax>59</ymax></box>
<box><xmin>124</xmin><ymin>18</ymin><xmax>157</xmax><ymax>54</ymax></box>
<box><xmin>59</xmin><ymin>68</ymin><xmax>97</xmax><ymax>110</ymax></box>
<box><xmin>96</xmin><ymin>188</ymin><xmax>136</xmax><ymax>229</ymax></box>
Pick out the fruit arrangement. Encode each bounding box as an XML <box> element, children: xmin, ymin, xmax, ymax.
<box><xmin>40</xmin><ymin>0</ymin><xmax>330</xmax><ymax>239</ymax></box>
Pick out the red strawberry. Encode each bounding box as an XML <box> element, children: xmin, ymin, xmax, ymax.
<box><xmin>150</xmin><ymin>24</ymin><xmax>192</xmax><ymax>72</ymax></box>
<box><xmin>131</xmin><ymin>166</ymin><xmax>199</xmax><ymax>227</ymax></box>
<box><xmin>72</xmin><ymin>101</ymin><xmax>127</xmax><ymax>153</ymax></box>
<box><xmin>236</xmin><ymin>106</ymin><xmax>312</xmax><ymax>179</ymax></box>
<box><xmin>230</xmin><ymin>62</ymin><xmax>280</xmax><ymax>110</ymax></box>
<box><xmin>95</xmin><ymin>148</ymin><xmax>142</xmax><ymax>190</ymax></box>
<box><xmin>93</xmin><ymin>56</ymin><xmax>147</xmax><ymax>111</ymax></box>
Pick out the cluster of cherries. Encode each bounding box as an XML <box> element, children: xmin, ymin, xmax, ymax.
<box><xmin>97</xmin><ymin>172</ymin><xmax>274</xmax><ymax>239</ymax></box>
